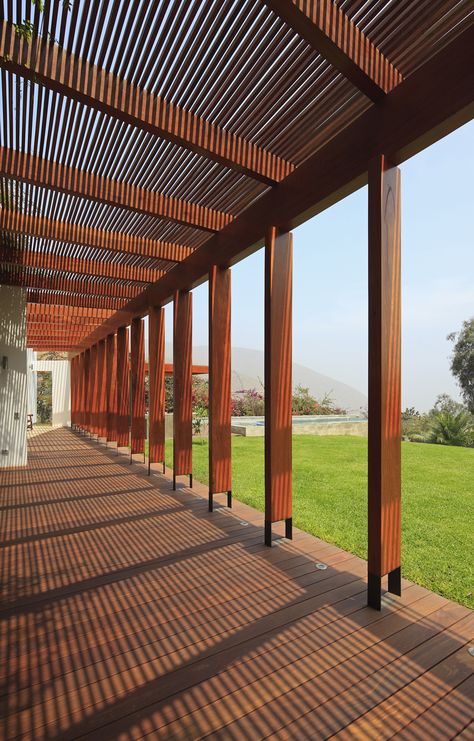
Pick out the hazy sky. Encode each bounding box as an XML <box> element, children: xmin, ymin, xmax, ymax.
<box><xmin>163</xmin><ymin>121</ymin><xmax>474</xmax><ymax>412</ymax></box>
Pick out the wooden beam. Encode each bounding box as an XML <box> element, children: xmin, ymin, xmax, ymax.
<box><xmin>76</xmin><ymin>26</ymin><xmax>474</xmax><ymax>351</ymax></box>
<box><xmin>1</xmin><ymin>210</ymin><xmax>191</xmax><ymax>263</ymax></box>
<box><xmin>26</xmin><ymin>290</ymin><xmax>123</xmax><ymax>310</ymax></box>
<box><xmin>367</xmin><ymin>154</ymin><xmax>402</xmax><ymax>610</ymax></box>
<box><xmin>173</xmin><ymin>290</ymin><xmax>193</xmax><ymax>487</ymax></box>
<box><xmin>27</xmin><ymin>304</ymin><xmax>114</xmax><ymax>320</ymax></box>
<box><xmin>116</xmin><ymin>327</ymin><xmax>129</xmax><ymax>449</ymax></box>
<box><xmin>0</xmin><ymin>147</ymin><xmax>232</xmax><ymax>233</ymax></box>
<box><xmin>106</xmin><ymin>334</ymin><xmax>117</xmax><ymax>443</ymax></box>
<box><xmin>0</xmin><ymin>21</ymin><xmax>293</xmax><ymax>186</ymax></box>
<box><xmin>3</xmin><ymin>247</ymin><xmax>164</xmax><ymax>284</ymax></box>
<box><xmin>130</xmin><ymin>317</ymin><xmax>145</xmax><ymax>456</ymax></box>
<box><xmin>264</xmin><ymin>228</ymin><xmax>293</xmax><ymax>546</ymax></box>
<box><xmin>264</xmin><ymin>0</ymin><xmax>402</xmax><ymax>100</ymax></box>
<box><xmin>148</xmin><ymin>306</ymin><xmax>166</xmax><ymax>470</ymax></box>
<box><xmin>208</xmin><ymin>265</ymin><xmax>232</xmax><ymax>510</ymax></box>
<box><xmin>0</xmin><ymin>266</ymin><xmax>145</xmax><ymax>299</ymax></box>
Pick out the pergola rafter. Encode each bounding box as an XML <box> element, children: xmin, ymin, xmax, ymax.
<box><xmin>0</xmin><ymin>148</ymin><xmax>233</xmax><ymax>233</ymax></box>
<box><xmin>0</xmin><ymin>210</ymin><xmax>192</xmax><ymax>264</ymax></box>
<box><xmin>26</xmin><ymin>289</ymin><xmax>126</xmax><ymax>311</ymax></box>
<box><xmin>0</xmin><ymin>21</ymin><xmax>293</xmax><ymax>186</ymax></box>
<box><xmin>1</xmin><ymin>267</ymin><xmax>142</xmax><ymax>299</ymax></box>
<box><xmin>263</xmin><ymin>0</ymin><xmax>403</xmax><ymax>100</ymax></box>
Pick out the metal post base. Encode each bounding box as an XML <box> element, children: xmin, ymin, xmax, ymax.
<box><xmin>368</xmin><ymin>566</ymin><xmax>402</xmax><ymax>610</ymax></box>
<box><xmin>264</xmin><ymin>520</ymin><xmax>272</xmax><ymax>547</ymax></box>
<box><xmin>285</xmin><ymin>517</ymin><xmax>293</xmax><ymax>540</ymax></box>
<box><xmin>173</xmin><ymin>473</ymin><xmax>192</xmax><ymax>491</ymax></box>
<box><xmin>227</xmin><ymin>490</ymin><xmax>232</xmax><ymax>508</ymax></box>
<box><xmin>209</xmin><ymin>492</ymin><xmax>213</xmax><ymax>512</ymax></box>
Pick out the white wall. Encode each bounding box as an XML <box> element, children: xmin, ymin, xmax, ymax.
<box><xmin>0</xmin><ymin>285</ymin><xmax>27</xmax><ymax>468</ymax></box>
<box><xmin>32</xmin><ymin>359</ymin><xmax>71</xmax><ymax>427</ymax></box>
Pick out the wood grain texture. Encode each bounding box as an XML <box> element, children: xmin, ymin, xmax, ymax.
<box><xmin>97</xmin><ymin>340</ymin><xmax>107</xmax><ymax>439</ymax></box>
<box><xmin>148</xmin><ymin>306</ymin><xmax>166</xmax><ymax>466</ymax></box>
<box><xmin>209</xmin><ymin>266</ymin><xmax>232</xmax><ymax>495</ymax></box>
<box><xmin>106</xmin><ymin>334</ymin><xmax>117</xmax><ymax>443</ymax></box>
<box><xmin>173</xmin><ymin>290</ymin><xmax>193</xmax><ymax>477</ymax></box>
<box><xmin>116</xmin><ymin>327</ymin><xmax>130</xmax><ymax>449</ymax></box>
<box><xmin>368</xmin><ymin>155</ymin><xmax>401</xmax><ymax>578</ymax></box>
<box><xmin>130</xmin><ymin>318</ymin><xmax>145</xmax><ymax>455</ymax></box>
<box><xmin>89</xmin><ymin>344</ymin><xmax>99</xmax><ymax>436</ymax></box>
<box><xmin>265</xmin><ymin>228</ymin><xmax>293</xmax><ymax>524</ymax></box>
<box><xmin>82</xmin><ymin>349</ymin><xmax>90</xmax><ymax>432</ymax></box>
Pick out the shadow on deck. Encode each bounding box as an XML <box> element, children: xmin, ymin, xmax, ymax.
<box><xmin>0</xmin><ymin>428</ymin><xmax>473</xmax><ymax>740</ymax></box>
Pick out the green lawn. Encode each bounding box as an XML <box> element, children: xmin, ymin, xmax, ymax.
<box><xmin>163</xmin><ymin>435</ymin><xmax>474</xmax><ymax>608</ymax></box>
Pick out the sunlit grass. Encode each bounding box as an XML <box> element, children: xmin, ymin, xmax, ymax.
<box><xmin>162</xmin><ymin>435</ymin><xmax>474</xmax><ymax>608</ymax></box>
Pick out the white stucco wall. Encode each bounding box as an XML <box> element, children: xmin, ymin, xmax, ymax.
<box><xmin>32</xmin><ymin>359</ymin><xmax>71</xmax><ymax>427</ymax></box>
<box><xmin>0</xmin><ymin>285</ymin><xmax>27</xmax><ymax>468</ymax></box>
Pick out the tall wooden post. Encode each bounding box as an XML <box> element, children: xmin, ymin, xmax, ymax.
<box><xmin>106</xmin><ymin>333</ymin><xmax>117</xmax><ymax>443</ymax></box>
<box><xmin>83</xmin><ymin>348</ymin><xmax>90</xmax><ymax>433</ymax></box>
<box><xmin>97</xmin><ymin>339</ymin><xmax>107</xmax><ymax>439</ymax></box>
<box><xmin>130</xmin><ymin>317</ymin><xmax>146</xmax><ymax>457</ymax></box>
<box><xmin>78</xmin><ymin>353</ymin><xmax>84</xmax><ymax>431</ymax></box>
<box><xmin>209</xmin><ymin>266</ymin><xmax>232</xmax><ymax>511</ymax></box>
<box><xmin>116</xmin><ymin>326</ymin><xmax>130</xmax><ymax>449</ymax></box>
<box><xmin>89</xmin><ymin>343</ymin><xmax>98</xmax><ymax>437</ymax></box>
<box><xmin>368</xmin><ymin>154</ymin><xmax>402</xmax><ymax>609</ymax></box>
<box><xmin>264</xmin><ymin>227</ymin><xmax>293</xmax><ymax>546</ymax></box>
<box><xmin>148</xmin><ymin>306</ymin><xmax>166</xmax><ymax>473</ymax></box>
<box><xmin>173</xmin><ymin>290</ymin><xmax>193</xmax><ymax>489</ymax></box>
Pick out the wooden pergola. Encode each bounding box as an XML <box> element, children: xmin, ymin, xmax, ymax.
<box><xmin>1</xmin><ymin>1</ymin><xmax>473</xmax><ymax>610</ymax></box>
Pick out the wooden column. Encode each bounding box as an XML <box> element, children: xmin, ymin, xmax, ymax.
<box><xmin>173</xmin><ymin>290</ymin><xmax>193</xmax><ymax>489</ymax></box>
<box><xmin>70</xmin><ymin>357</ymin><xmax>76</xmax><ymax>428</ymax></box>
<box><xmin>97</xmin><ymin>339</ymin><xmax>107</xmax><ymax>439</ymax></box>
<box><xmin>264</xmin><ymin>227</ymin><xmax>293</xmax><ymax>546</ymax></box>
<box><xmin>106</xmin><ymin>333</ymin><xmax>117</xmax><ymax>443</ymax></box>
<box><xmin>368</xmin><ymin>154</ymin><xmax>402</xmax><ymax>609</ymax></box>
<box><xmin>79</xmin><ymin>353</ymin><xmax>85</xmax><ymax>431</ymax></box>
<box><xmin>89</xmin><ymin>343</ymin><xmax>98</xmax><ymax>436</ymax></box>
<box><xmin>148</xmin><ymin>306</ymin><xmax>166</xmax><ymax>473</ymax></box>
<box><xmin>130</xmin><ymin>317</ymin><xmax>145</xmax><ymax>457</ymax></box>
<box><xmin>209</xmin><ymin>266</ymin><xmax>232</xmax><ymax>511</ymax></box>
<box><xmin>116</xmin><ymin>326</ymin><xmax>130</xmax><ymax>449</ymax></box>
<box><xmin>83</xmin><ymin>348</ymin><xmax>90</xmax><ymax>433</ymax></box>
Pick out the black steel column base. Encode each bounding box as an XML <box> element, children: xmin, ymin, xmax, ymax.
<box><xmin>209</xmin><ymin>492</ymin><xmax>213</xmax><ymax>512</ymax></box>
<box><xmin>189</xmin><ymin>473</ymin><xmax>193</xmax><ymax>488</ymax></box>
<box><xmin>264</xmin><ymin>520</ymin><xmax>272</xmax><ymax>547</ymax></box>
<box><xmin>227</xmin><ymin>490</ymin><xmax>232</xmax><ymax>508</ymax></box>
<box><xmin>172</xmin><ymin>474</ymin><xmax>176</xmax><ymax>491</ymax></box>
<box><xmin>368</xmin><ymin>572</ymin><xmax>381</xmax><ymax>610</ymax></box>
<box><xmin>285</xmin><ymin>517</ymin><xmax>293</xmax><ymax>540</ymax></box>
<box><xmin>388</xmin><ymin>566</ymin><xmax>402</xmax><ymax>596</ymax></box>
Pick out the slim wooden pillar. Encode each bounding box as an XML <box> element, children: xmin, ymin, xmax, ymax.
<box><xmin>368</xmin><ymin>154</ymin><xmax>402</xmax><ymax>610</ymax></box>
<box><xmin>264</xmin><ymin>227</ymin><xmax>293</xmax><ymax>546</ymax></box>
<box><xmin>83</xmin><ymin>348</ymin><xmax>90</xmax><ymax>433</ymax></box>
<box><xmin>173</xmin><ymin>290</ymin><xmax>193</xmax><ymax>489</ymax></box>
<box><xmin>106</xmin><ymin>333</ymin><xmax>117</xmax><ymax>443</ymax></box>
<box><xmin>70</xmin><ymin>357</ymin><xmax>76</xmax><ymax>428</ymax></box>
<box><xmin>89</xmin><ymin>343</ymin><xmax>98</xmax><ymax>437</ymax></box>
<box><xmin>148</xmin><ymin>306</ymin><xmax>166</xmax><ymax>473</ymax></box>
<box><xmin>97</xmin><ymin>339</ymin><xmax>107</xmax><ymax>439</ymax></box>
<box><xmin>131</xmin><ymin>317</ymin><xmax>145</xmax><ymax>457</ymax></box>
<box><xmin>116</xmin><ymin>326</ymin><xmax>130</xmax><ymax>449</ymax></box>
<box><xmin>209</xmin><ymin>266</ymin><xmax>232</xmax><ymax>511</ymax></box>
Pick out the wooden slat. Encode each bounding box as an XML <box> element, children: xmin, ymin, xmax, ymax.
<box><xmin>264</xmin><ymin>228</ymin><xmax>293</xmax><ymax>543</ymax></box>
<box><xmin>77</xmin><ymin>26</ymin><xmax>474</xmax><ymax>350</ymax></box>
<box><xmin>0</xmin><ymin>147</ymin><xmax>232</xmax><ymax>233</ymax></box>
<box><xmin>367</xmin><ymin>154</ymin><xmax>402</xmax><ymax>610</ymax></box>
<box><xmin>173</xmin><ymin>290</ymin><xmax>193</xmax><ymax>480</ymax></box>
<box><xmin>209</xmin><ymin>265</ymin><xmax>232</xmax><ymax>505</ymax></box>
<box><xmin>1</xmin><ymin>210</ymin><xmax>191</xmax><ymax>263</ymax></box>
<box><xmin>26</xmin><ymin>290</ymin><xmax>124</xmax><ymax>311</ymax></box>
<box><xmin>148</xmin><ymin>306</ymin><xmax>166</xmax><ymax>467</ymax></box>
<box><xmin>3</xmin><ymin>247</ymin><xmax>164</xmax><ymax>284</ymax></box>
<box><xmin>27</xmin><ymin>304</ymin><xmax>114</xmax><ymax>320</ymax></box>
<box><xmin>264</xmin><ymin>0</ymin><xmax>403</xmax><ymax>100</ymax></box>
<box><xmin>116</xmin><ymin>327</ymin><xmax>129</xmax><ymax>449</ymax></box>
<box><xmin>106</xmin><ymin>334</ymin><xmax>117</xmax><ymax>443</ymax></box>
<box><xmin>0</xmin><ymin>21</ymin><xmax>293</xmax><ymax>186</ymax></box>
<box><xmin>130</xmin><ymin>317</ymin><xmax>145</xmax><ymax>456</ymax></box>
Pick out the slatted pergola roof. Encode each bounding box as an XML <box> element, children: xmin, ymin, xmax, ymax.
<box><xmin>0</xmin><ymin>0</ymin><xmax>473</xmax><ymax>352</ymax></box>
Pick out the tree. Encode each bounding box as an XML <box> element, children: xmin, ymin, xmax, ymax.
<box><xmin>448</xmin><ymin>317</ymin><xmax>474</xmax><ymax>414</ymax></box>
<box><xmin>429</xmin><ymin>410</ymin><xmax>473</xmax><ymax>447</ymax></box>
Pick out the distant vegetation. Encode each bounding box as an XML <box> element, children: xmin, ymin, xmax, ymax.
<box><xmin>403</xmin><ymin>394</ymin><xmax>474</xmax><ymax>448</ymax></box>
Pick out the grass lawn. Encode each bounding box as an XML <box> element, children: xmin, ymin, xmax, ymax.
<box><xmin>162</xmin><ymin>435</ymin><xmax>473</xmax><ymax>608</ymax></box>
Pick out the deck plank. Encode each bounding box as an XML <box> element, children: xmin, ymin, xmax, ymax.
<box><xmin>1</xmin><ymin>428</ymin><xmax>472</xmax><ymax>741</ymax></box>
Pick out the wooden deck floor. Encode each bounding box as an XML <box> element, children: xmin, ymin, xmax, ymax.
<box><xmin>1</xmin><ymin>428</ymin><xmax>473</xmax><ymax>740</ymax></box>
